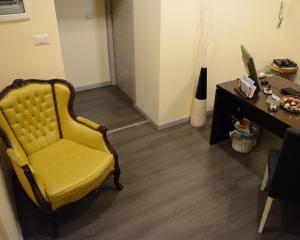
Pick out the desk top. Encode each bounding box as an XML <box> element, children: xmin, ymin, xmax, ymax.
<box><xmin>217</xmin><ymin>76</ymin><xmax>300</xmax><ymax>129</ymax></box>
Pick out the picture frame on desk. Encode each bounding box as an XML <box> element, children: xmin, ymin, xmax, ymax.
<box><xmin>234</xmin><ymin>87</ymin><xmax>251</xmax><ymax>99</ymax></box>
<box><xmin>234</xmin><ymin>78</ymin><xmax>256</xmax><ymax>99</ymax></box>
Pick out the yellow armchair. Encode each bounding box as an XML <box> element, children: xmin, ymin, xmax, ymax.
<box><xmin>0</xmin><ymin>79</ymin><xmax>123</xmax><ymax>237</ymax></box>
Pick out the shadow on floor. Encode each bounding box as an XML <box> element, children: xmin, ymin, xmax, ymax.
<box><xmin>13</xmin><ymin>174</ymin><xmax>121</xmax><ymax>240</ymax></box>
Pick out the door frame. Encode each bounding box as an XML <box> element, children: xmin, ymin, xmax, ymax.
<box><xmin>105</xmin><ymin>0</ymin><xmax>136</xmax><ymax>102</ymax></box>
<box><xmin>105</xmin><ymin>0</ymin><xmax>116</xmax><ymax>85</ymax></box>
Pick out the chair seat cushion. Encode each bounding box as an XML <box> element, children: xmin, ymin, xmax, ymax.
<box><xmin>29</xmin><ymin>139</ymin><xmax>114</xmax><ymax>209</ymax></box>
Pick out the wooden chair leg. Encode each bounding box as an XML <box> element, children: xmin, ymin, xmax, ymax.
<box><xmin>261</xmin><ymin>165</ymin><xmax>268</xmax><ymax>191</ymax></box>
<box><xmin>114</xmin><ymin>170</ymin><xmax>123</xmax><ymax>191</ymax></box>
<box><xmin>258</xmin><ymin>197</ymin><xmax>273</xmax><ymax>233</ymax></box>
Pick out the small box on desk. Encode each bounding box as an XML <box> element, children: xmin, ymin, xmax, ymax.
<box><xmin>235</xmin><ymin>77</ymin><xmax>257</xmax><ymax>99</ymax></box>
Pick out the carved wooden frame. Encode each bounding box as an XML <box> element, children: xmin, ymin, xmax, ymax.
<box><xmin>0</xmin><ymin>79</ymin><xmax>123</xmax><ymax>238</ymax></box>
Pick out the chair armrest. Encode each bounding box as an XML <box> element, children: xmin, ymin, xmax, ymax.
<box><xmin>21</xmin><ymin>165</ymin><xmax>50</xmax><ymax>210</ymax></box>
<box><xmin>62</xmin><ymin>115</ymin><xmax>111</xmax><ymax>153</ymax></box>
<box><xmin>72</xmin><ymin>117</ymin><xmax>121</xmax><ymax>175</ymax></box>
<box><xmin>53</xmin><ymin>82</ymin><xmax>113</xmax><ymax>154</ymax></box>
<box><xmin>76</xmin><ymin>116</ymin><xmax>100</xmax><ymax>130</ymax></box>
<box><xmin>7</xmin><ymin>149</ymin><xmax>50</xmax><ymax>209</ymax></box>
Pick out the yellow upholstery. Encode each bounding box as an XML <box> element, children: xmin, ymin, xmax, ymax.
<box><xmin>29</xmin><ymin>139</ymin><xmax>114</xmax><ymax>210</ymax></box>
<box><xmin>0</xmin><ymin>80</ymin><xmax>117</xmax><ymax>211</ymax></box>
<box><xmin>0</xmin><ymin>84</ymin><xmax>59</xmax><ymax>155</ymax></box>
<box><xmin>0</xmin><ymin>104</ymin><xmax>47</xmax><ymax>205</ymax></box>
<box><xmin>7</xmin><ymin>148</ymin><xmax>48</xmax><ymax>205</ymax></box>
<box><xmin>76</xmin><ymin>116</ymin><xmax>100</xmax><ymax>130</ymax></box>
<box><xmin>54</xmin><ymin>83</ymin><xmax>110</xmax><ymax>153</ymax></box>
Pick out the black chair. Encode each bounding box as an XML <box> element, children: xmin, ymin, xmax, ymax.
<box><xmin>259</xmin><ymin>128</ymin><xmax>300</xmax><ymax>233</ymax></box>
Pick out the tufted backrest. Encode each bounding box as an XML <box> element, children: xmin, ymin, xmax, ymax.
<box><xmin>0</xmin><ymin>82</ymin><xmax>60</xmax><ymax>155</ymax></box>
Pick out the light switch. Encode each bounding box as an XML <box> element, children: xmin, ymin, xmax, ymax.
<box><xmin>33</xmin><ymin>34</ymin><xmax>49</xmax><ymax>46</ymax></box>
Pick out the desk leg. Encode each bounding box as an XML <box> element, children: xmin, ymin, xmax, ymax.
<box><xmin>210</xmin><ymin>88</ymin><xmax>239</xmax><ymax>145</ymax></box>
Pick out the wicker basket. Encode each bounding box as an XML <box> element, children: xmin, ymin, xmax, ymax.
<box><xmin>230</xmin><ymin>118</ymin><xmax>259</xmax><ymax>153</ymax></box>
<box><xmin>270</xmin><ymin>63</ymin><xmax>298</xmax><ymax>81</ymax></box>
<box><xmin>231</xmin><ymin>136</ymin><xmax>257</xmax><ymax>153</ymax></box>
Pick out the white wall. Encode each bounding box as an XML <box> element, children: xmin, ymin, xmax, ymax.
<box><xmin>0</xmin><ymin>0</ymin><xmax>65</xmax><ymax>90</ymax></box>
<box><xmin>0</xmin><ymin>147</ymin><xmax>22</xmax><ymax>240</ymax></box>
<box><xmin>206</xmin><ymin>0</ymin><xmax>286</xmax><ymax>109</ymax></box>
<box><xmin>160</xmin><ymin>0</ymin><xmax>287</xmax><ymax>121</ymax></box>
<box><xmin>282</xmin><ymin>0</ymin><xmax>300</xmax><ymax>84</ymax></box>
<box><xmin>134</xmin><ymin>0</ymin><xmax>289</xmax><ymax>126</ymax></box>
<box><xmin>0</xmin><ymin>170</ymin><xmax>22</xmax><ymax>240</ymax></box>
<box><xmin>112</xmin><ymin>0</ymin><xmax>135</xmax><ymax>100</ymax></box>
<box><xmin>0</xmin><ymin>1</ymin><xmax>65</xmax><ymax>238</ymax></box>
<box><xmin>133</xmin><ymin>0</ymin><xmax>161</xmax><ymax>123</ymax></box>
<box><xmin>55</xmin><ymin>0</ymin><xmax>110</xmax><ymax>89</ymax></box>
<box><xmin>159</xmin><ymin>0</ymin><xmax>201</xmax><ymax>124</ymax></box>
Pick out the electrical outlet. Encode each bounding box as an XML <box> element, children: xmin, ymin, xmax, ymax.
<box><xmin>33</xmin><ymin>34</ymin><xmax>49</xmax><ymax>46</ymax></box>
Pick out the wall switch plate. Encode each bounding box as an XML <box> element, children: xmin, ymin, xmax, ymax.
<box><xmin>33</xmin><ymin>34</ymin><xmax>49</xmax><ymax>46</ymax></box>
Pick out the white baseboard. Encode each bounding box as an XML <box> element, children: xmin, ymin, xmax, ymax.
<box><xmin>75</xmin><ymin>81</ymin><xmax>112</xmax><ymax>92</ymax></box>
<box><xmin>133</xmin><ymin>105</ymin><xmax>159</xmax><ymax>129</ymax></box>
<box><xmin>134</xmin><ymin>104</ymin><xmax>191</xmax><ymax>130</ymax></box>
<box><xmin>160</xmin><ymin>110</ymin><xmax>214</xmax><ymax>130</ymax></box>
<box><xmin>157</xmin><ymin>117</ymin><xmax>190</xmax><ymax>130</ymax></box>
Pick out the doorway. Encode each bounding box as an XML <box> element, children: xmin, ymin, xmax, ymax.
<box><xmin>107</xmin><ymin>0</ymin><xmax>136</xmax><ymax>101</ymax></box>
<box><xmin>54</xmin><ymin>0</ymin><xmax>111</xmax><ymax>90</ymax></box>
<box><xmin>54</xmin><ymin>0</ymin><xmax>143</xmax><ymax>131</ymax></box>
<box><xmin>55</xmin><ymin>0</ymin><xmax>136</xmax><ymax>100</ymax></box>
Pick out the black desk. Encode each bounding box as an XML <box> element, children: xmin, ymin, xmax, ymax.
<box><xmin>210</xmin><ymin>76</ymin><xmax>300</xmax><ymax>145</ymax></box>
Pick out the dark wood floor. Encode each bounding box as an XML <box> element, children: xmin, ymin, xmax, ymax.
<box><xmin>74</xmin><ymin>86</ymin><xmax>145</xmax><ymax>130</ymax></box>
<box><xmin>15</xmin><ymin>87</ymin><xmax>300</xmax><ymax>240</ymax></box>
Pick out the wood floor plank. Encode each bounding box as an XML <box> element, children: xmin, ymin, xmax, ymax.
<box><xmin>74</xmin><ymin>86</ymin><xmax>145</xmax><ymax>130</ymax></box>
<box><xmin>14</xmin><ymin>89</ymin><xmax>300</xmax><ymax>240</ymax></box>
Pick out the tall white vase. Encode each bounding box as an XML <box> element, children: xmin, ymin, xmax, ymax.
<box><xmin>190</xmin><ymin>67</ymin><xmax>207</xmax><ymax>127</ymax></box>
<box><xmin>190</xmin><ymin>98</ymin><xmax>207</xmax><ymax>127</ymax></box>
